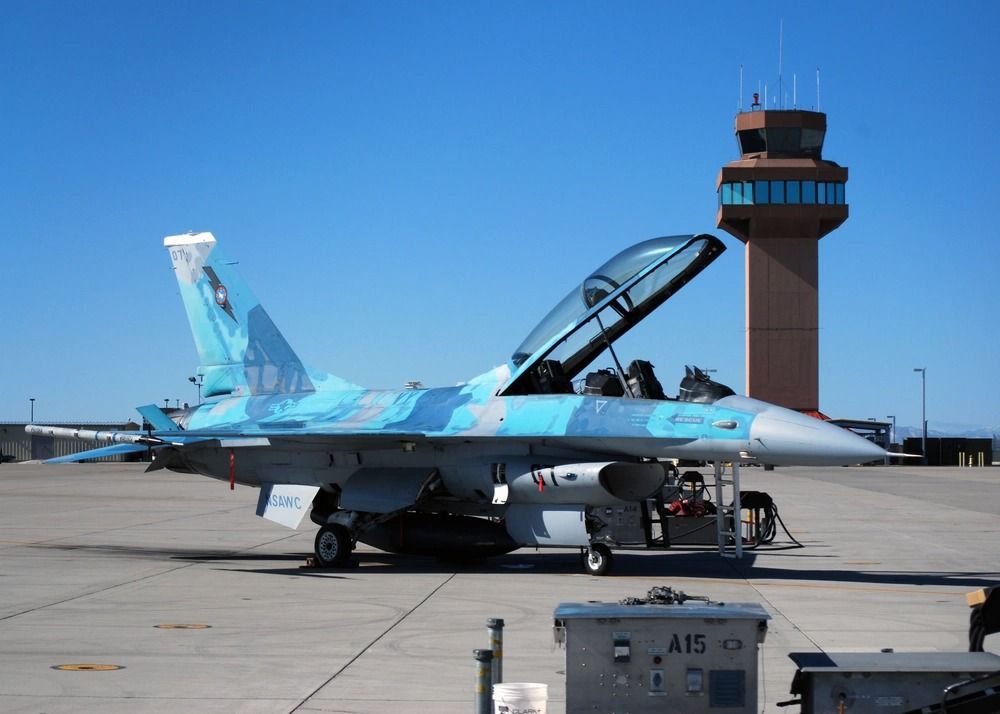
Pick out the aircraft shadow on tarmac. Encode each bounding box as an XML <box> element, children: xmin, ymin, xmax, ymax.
<box><xmin>25</xmin><ymin>542</ymin><xmax>306</xmax><ymax>562</ymax></box>
<box><xmin>24</xmin><ymin>541</ymin><xmax>1000</xmax><ymax>588</ymax></box>
<box><xmin>213</xmin><ymin>549</ymin><xmax>1000</xmax><ymax>589</ymax></box>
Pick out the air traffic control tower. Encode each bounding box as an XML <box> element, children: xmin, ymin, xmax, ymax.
<box><xmin>716</xmin><ymin>106</ymin><xmax>848</xmax><ymax>413</ymax></box>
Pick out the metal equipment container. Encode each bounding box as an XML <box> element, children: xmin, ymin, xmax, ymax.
<box><xmin>554</xmin><ymin>590</ymin><xmax>769</xmax><ymax>712</ymax></box>
<box><xmin>788</xmin><ymin>651</ymin><xmax>1000</xmax><ymax>714</ymax></box>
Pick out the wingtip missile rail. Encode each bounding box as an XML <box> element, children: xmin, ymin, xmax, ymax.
<box><xmin>25</xmin><ymin>424</ymin><xmax>168</xmax><ymax>448</ymax></box>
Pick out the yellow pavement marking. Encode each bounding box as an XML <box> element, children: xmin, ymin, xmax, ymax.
<box><xmin>52</xmin><ymin>664</ymin><xmax>124</xmax><ymax>671</ymax></box>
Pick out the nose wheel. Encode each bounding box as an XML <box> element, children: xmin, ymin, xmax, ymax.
<box><xmin>583</xmin><ymin>543</ymin><xmax>614</xmax><ymax>576</ymax></box>
<box><xmin>314</xmin><ymin>524</ymin><xmax>353</xmax><ymax>567</ymax></box>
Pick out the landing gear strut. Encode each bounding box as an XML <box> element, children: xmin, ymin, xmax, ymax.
<box><xmin>314</xmin><ymin>524</ymin><xmax>353</xmax><ymax>567</ymax></box>
<box><xmin>583</xmin><ymin>543</ymin><xmax>614</xmax><ymax>576</ymax></box>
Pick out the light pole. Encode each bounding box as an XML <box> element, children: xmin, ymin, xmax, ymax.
<box><xmin>188</xmin><ymin>376</ymin><xmax>203</xmax><ymax>405</ymax></box>
<box><xmin>886</xmin><ymin>415</ymin><xmax>896</xmax><ymax>445</ymax></box>
<box><xmin>913</xmin><ymin>368</ymin><xmax>926</xmax><ymax>464</ymax></box>
<box><xmin>29</xmin><ymin>397</ymin><xmax>35</xmax><ymax>423</ymax></box>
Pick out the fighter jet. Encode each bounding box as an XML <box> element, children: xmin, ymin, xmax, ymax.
<box><xmin>29</xmin><ymin>231</ymin><xmax>885</xmax><ymax>574</ymax></box>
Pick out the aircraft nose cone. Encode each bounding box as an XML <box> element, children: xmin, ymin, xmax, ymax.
<box><xmin>749</xmin><ymin>407</ymin><xmax>886</xmax><ymax>466</ymax></box>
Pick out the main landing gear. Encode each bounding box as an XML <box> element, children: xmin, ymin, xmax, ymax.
<box><xmin>312</xmin><ymin>515</ymin><xmax>618</xmax><ymax>575</ymax></box>
<box><xmin>314</xmin><ymin>524</ymin><xmax>354</xmax><ymax>567</ymax></box>
<box><xmin>583</xmin><ymin>543</ymin><xmax>614</xmax><ymax>576</ymax></box>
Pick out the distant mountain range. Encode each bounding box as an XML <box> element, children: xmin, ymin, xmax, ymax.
<box><xmin>894</xmin><ymin>423</ymin><xmax>1000</xmax><ymax>440</ymax></box>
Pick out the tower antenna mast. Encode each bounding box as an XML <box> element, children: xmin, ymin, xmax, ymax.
<box><xmin>739</xmin><ymin>64</ymin><xmax>744</xmax><ymax>112</ymax></box>
<box><xmin>778</xmin><ymin>19</ymin><xmax>784</xmax><ymax>109</ymax></box>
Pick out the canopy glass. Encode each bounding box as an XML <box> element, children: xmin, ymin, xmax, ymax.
<box><xmin>501</xmin><ymin>234</ymin><xmax>726</xmax><ymax>396</ymax></box>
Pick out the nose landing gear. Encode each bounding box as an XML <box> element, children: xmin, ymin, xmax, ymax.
<box><xmin>582</xmin><ymin>543</ymin><xmax>614</xmax><ymax>576</ymax></box>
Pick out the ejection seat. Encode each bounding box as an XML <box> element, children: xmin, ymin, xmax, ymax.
<box><xmin>627</xmin><ymin>359</ymin><xmax>666</xmax><ymax>400</ymax></box>
<box><xmin>678</xmin><ymin>366</ymin><xmax>735</xmax><ymax>403</ymax></box>
<box><xmin>529</xmin><ymin>359</ymin><xmax>575</xmax><ymax>395</ymax></box>
<box><xmin>582</xmin><ymin>369</ymin><xmax>625</xmax><ymax>397</ymax></box>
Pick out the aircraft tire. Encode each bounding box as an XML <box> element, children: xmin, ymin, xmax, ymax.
<box><xmin>583</xmin><ymin>543</ymin><xmax>613</xmax><ymax>576</ymax></box>
<box><xmin>314</xmin><ymin>524</ymin><xmax>352</xmax><ymax>567</ymax></box>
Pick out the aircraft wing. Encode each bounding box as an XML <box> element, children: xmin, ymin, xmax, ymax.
<box><xmin>44</xmin><ymin>443</ymin><xmax>152</xmax><ymax>464</ymax></box>
<box><xmin>33</xmin><ymin>404</ymin><xmax>184</xmax><ymax>463</ymax></box>
<box><xmin>24</xmin><ymin>425</ymin><xmax>217</xmax><ymax>464</ymax></box>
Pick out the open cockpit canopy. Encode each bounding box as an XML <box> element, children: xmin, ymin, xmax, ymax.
<box><xmin>499</xmin><ymin>234</ymin><xmax>727</xmax><ymax>398</ymax></box>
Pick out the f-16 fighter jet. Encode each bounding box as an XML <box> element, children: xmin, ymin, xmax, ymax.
<box><xmin>29</xmin><ymin>232</ymin><xmax>885</xmax><ymax>574</ymax></box>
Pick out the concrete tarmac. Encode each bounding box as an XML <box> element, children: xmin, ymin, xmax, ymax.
<box><xmin>0</xmin><ymin>462</ymin><xmax>997</xmax><ymax>713</ymax></box>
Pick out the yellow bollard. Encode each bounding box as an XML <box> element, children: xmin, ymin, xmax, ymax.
<box><xmin>474</xmin><ymin>649</ymin><xmax>493</xmax><ymax>714</ymax></box>
<box><xmin>959</xmin><ymin>451</ymin><xmax>964</xmax><ymax>467</ymax></box>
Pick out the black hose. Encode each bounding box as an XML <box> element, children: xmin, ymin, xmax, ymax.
<box><xmin>772</xmin><ymin>503</ymin><xmax>804</xmax><ymax>548</ymax></box>
<box><xmin>736</xmin><ymin>491</ymin><xmax>804</xmax><ymax>549</ymax></box>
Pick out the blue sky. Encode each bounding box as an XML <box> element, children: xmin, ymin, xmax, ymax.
<box><xmin>1</xmin><ymin>1</ymin><xmax>997</xmax><ymax>431</ymax></box>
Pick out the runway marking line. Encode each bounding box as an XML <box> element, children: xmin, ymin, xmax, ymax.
<box><xmin>676</xmin><ymin>576</ymin><xmax>968</xmax><ymax>597</ymax></box>
<box><xmin>154</xmin><ymin>624</ymin><xmax>211</xmax><ymax>629</ymax></box>
<box><xmin>749</xmin><ymin>581</ymin><xmax>963</xmax><ymax>596</ymax></box>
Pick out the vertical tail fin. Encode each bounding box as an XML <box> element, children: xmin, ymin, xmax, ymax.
<box><xmin>165</xmin><ymin>232</ymin><xmax>318</xmax><ymax>398</ymax></box>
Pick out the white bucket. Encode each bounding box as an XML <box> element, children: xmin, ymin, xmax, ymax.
<box><xmin>493</xmin><ymin>682</ymin><xmax>547</xmax><ymax>714</ymax></box>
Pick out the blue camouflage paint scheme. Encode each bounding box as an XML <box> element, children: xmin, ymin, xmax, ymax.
<box><xmin>159</xmin><ymin>232</ymin><xmax>754</xmax><ymax>452</ymax></box>
<box><xmin>170</xmin><ymin>363</ymin><xmax>753</xmax><ymax>452</ymax></box>
<box><xmin>167</xmin><ymin>236</ymin><xmax>355</xmax><ymax>399</ymax></box>
<box><xmin>38</xmin><ymin>231</ymin><xmax>886</xmax><ymax>472</ymax></box>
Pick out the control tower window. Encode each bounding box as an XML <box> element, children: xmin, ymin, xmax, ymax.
<box><xmin>737</xmin><ymin>127</ymin><xmax>825</xmax><ymax>157</ymax></box>
<box><xmin>754</xmin><ymin>180</ymin><xmax>769</xmax><ymax>204</ymax></box>
<box><xmin>724</xmin><ymin>180</ymin><xmax>753</xmax><ymax>205</ymax></box>
<box><xmin>801</xmin><ymin>128</ymin><xmax>825</xmax><ymax>156</ymax></box>
<box><xmin>719</xmin><ymin>180</ymin><xmax>844</xmax><ymax>206</ymax></box>
<box><xmin>766</xmin><ymin>128</ymin><xmax>801</xmax><ymax>154</ymax></box>
<box><xmin>737</xmin><ymin>129</ymin><xmax>767</xmax><ymax>155</ymax></box>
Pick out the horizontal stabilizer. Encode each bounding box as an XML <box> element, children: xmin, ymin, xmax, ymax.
<box><xmin>136</xmin><ymin>404</ymin><xmax>178</xmax><ymax>432</ymax></box>
<box><xmin>44</xmin><ymin>443</ymin><xmax>151</xmax><ymax>464</ymax></box>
